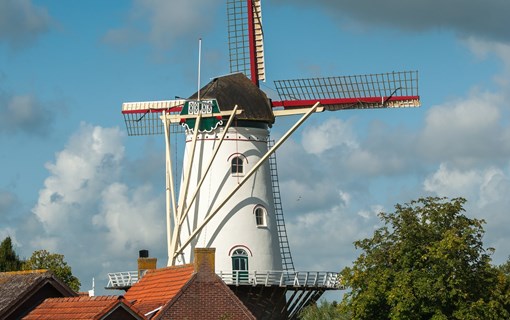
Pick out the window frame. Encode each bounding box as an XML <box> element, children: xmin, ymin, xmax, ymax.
<box><xmin>254</xmin><ymin>205</ymin><xmax>268</xmax><ymax>228</ymax></box>
<box><xmin>231</xmin><ymin>156</ymin><xmax>244</xmax><ymax>175</ymax></box>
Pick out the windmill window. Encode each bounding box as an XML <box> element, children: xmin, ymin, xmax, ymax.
<box><xmin>231</xmin><ymin>248</ymin><xmax>249</xmax><ymax>282</ymax></box>
<box><xmin>254</xmin><ymin>206</ymin><xmax>267</xmax><ymax>227</ymax></box>
<box><xmin>231</xmin><ymin>156</ymin><xmax>243</xmax><ymax>174</ymax></box>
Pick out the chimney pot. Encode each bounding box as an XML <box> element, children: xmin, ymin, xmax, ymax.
<box><xmin>139</xmin><ymin>250</ymin><xmax>149</xmax><ymax>258</ymax></box>
<box><xmin>137</xmin><ymin>250</ymin><xmax>156</xmax><ymax>279</ymax></box>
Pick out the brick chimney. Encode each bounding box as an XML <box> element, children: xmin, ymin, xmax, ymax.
<box><xmin>137</xmin><ymin>249</ymin><xmax>157</xmax><ymax>279</ymax></box>
<box><xmin>193</xmin><ymin>248</ymin><xmax>216</xmax><ymax>279</ymax></box>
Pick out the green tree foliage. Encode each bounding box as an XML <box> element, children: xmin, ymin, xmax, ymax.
<box><xmin>23</xmin><ymin>249</ymin><xmax>81</xmax><ymax>292</ymax></box>
<box><xmin>299</xmin><ymin>300</ymin><xmax>350</xmax><ymax>320</ymax></box>
<box><xmin>339</xmin><ymin>197</ymin><xmax>510</xmax><ymax>320</ymax></box>
<box><xmin>498</xmin><ymin>257</ymin><xmax>510</xmax><ymax>280</ymax></box>
<box><xmin>0</xmin><ymin>236</ymin><xmax>23</xmax><ymax>272</ymax></box>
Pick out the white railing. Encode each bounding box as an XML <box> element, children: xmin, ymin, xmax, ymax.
<box><xmin>106</xmin><ymin>270</ymin><xmax>341</xmax><ymax>290</ymax></box>
<box><xmin>217</xmin><ymin>270</ymin><xmax>341</xmax><ymax>288</ymax></box>
<box><xmin>106</xmin><ymin>271</ymin><xmax>139</xmax><ymax>288</ymax></box>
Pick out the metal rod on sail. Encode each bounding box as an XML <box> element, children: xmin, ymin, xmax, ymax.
<box><xmin>198</xmin><ymin>38</ymin><xmax>202</xmax><ymax>101</ymax></box>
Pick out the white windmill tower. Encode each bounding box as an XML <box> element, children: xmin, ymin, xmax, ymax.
<box><xmin>110</xmin><ymin>0</ymin><xmax>421</xmax><ymax>318</ymax></box>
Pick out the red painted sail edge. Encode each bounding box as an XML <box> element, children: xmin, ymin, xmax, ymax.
<box><xmin>247</xmin><ymin>0</ymin><xmax>258</xmax><ymax>87</ymax></box>
<box><xmin>271</xmin><ymin>96</ymin><xmax>420</xmax><ymax>109</ymax></box>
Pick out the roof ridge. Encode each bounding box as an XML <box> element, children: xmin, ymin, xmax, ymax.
<box><xmin>46</xmin><ymin>295</ymin><xmax>120</xmax><ymax>302</ymax></box>
<box><xmin>92</xmin><ymin>296</ymin><xmax>123</xmax><ymax>320</ymax></box>
<box><xmin>147</xmin><ymin>264</ymin><xmax>194</xmax><ymax>274</ymax></box>
<box><xmin>0</xmin><ymin>269</ymin><xmax>49</xmax><ymax>276</ymax></box>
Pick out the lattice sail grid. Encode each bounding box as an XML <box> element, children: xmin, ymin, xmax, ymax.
<box><xmin>273</xmin><ymin>71</ymin><xmax>420</xmax><ymax>109</ymax></box>
<box><xmin>122</xmin><ymin>100</ymin><xmax>185</xmax><ymax>136</ymax></box>
<box><xmin>227</xmin><ymin>0</ymin><xmax>251</xmax><ymax>79</ymax></box>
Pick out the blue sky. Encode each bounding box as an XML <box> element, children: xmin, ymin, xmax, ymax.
<box><xmin>1</xmin><ymin>0</ymin><xmax>510</xmax><ymax>296</ymax></box>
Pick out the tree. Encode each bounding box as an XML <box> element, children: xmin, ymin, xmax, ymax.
<box><xmin>23</xmin><ymin>249</ymin><xmax>81</xmax><ymax>292</ymax></box>
<box><xmin>0</xmin><ymin>236</ymin><xmax>23</xmax><ymax>272</ymax></box>
<box><xmin>299</xmin><ymin>300</ymin><xmax>350</xmax><ymax>320</ymax></box>
<box><xmin>339</xmin><ymin>197</ymin><xmax>510</xmax><ymax>320</ymax></box>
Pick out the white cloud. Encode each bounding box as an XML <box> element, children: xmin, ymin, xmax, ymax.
<box><xmin>33</xmin><ymin>124</ymin><xmax>125</xmax><ymax>232</ymax></box>
<box><xmin>420</xmin><ymin>90</ymin><xmax>507</xmax><ymax>167</ymax></box>
<box><xmin>357</xmin><ymin>204</ymin><xmax>383</xmax><ymax>220</ymax></box>
<box><xmin>479</xmin><ymin>168</ymin><xmax>510</xmax><ymax>208</ymax></box>
<box><xmin>287</xmin><ymin>203</ymin><xmax>380</xmax><ymax>271</ymax></box>
<box><xmin>93</xmin><ymin>182</ymin><xmax>164</xmax><ymax>254</ymax></box>
<box><xmin>422</xmin><ymin>163</ymin><xmax>510</xmax><ymax>263</ymax></box>
<box><xmin>465</xmin><ymin>37</ymin><xmax>510</xmax><ymax>71</ymax></box>
<box><xmin>423</xmin><ymin>163</ymin><xmax>483</xmax><ymax>199</ymax></box>
<box><xmin>302</xmin><ymin>117</ymin><xmax>358</xmax><ymax>155</ymax></box>
<box><xmin>103</xmin><ymin>0</ymin><xmax>222</xmax><ymax>50</ymax></box>
<box><xmin>28</xmin><ymin>123</ymin><xmax>166</xmax><ymax>291</ymax></box>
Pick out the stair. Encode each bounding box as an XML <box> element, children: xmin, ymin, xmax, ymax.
<box><xmin>268</xmin><ymin>140</ymin><xmax>295</xmax><ymax>272</ymax></box>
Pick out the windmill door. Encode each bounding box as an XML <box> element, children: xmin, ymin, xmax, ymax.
<box><xmin>231</xmin><ymin>249</ymin><xmax>249</xmax><ymax>283</ymax></box>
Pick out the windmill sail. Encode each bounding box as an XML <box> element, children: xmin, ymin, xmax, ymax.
<box><xmin>121</xmin><ymin>100</ymin><xmax>186</xmax><ymax>136</ymax></box>
<box><xmin>228</xmin><ymin>0</ymin><xmax>265</xmax><ymax>85</ymax></box>
<box><xmin>272</xmin><ymin>71</ymin><xmax>420</xmax><ymax>111</ymax></box>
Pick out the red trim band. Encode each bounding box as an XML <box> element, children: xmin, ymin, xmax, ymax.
<box><xmin>271</xmin><ymin>96</ymin><xmax>420</xmax><ymax>109</ymax></box>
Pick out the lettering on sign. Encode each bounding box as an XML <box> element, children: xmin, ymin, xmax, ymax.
<box><xmin>187</xmin><ymin>101</ymin><xmax>213</xmax><ymax>115</ymax></box>
<box><xmin>180</xmin><ymin>99</ymin><xmax>222</xmax><ymax>133</ymax></box>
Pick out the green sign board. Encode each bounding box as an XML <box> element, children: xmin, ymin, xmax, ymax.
<box><xmin>180</xmin><ymin>99</ymin><xmax>223</xmax><ymax>133</ymax></box>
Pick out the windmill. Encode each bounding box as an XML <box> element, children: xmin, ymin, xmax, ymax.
<box><xmin>113</xmin><ymin>0</ymin><xmax>420</xmax><ymax>318</ymax></box>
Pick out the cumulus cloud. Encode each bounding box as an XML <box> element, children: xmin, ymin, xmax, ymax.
<box><xmin>0</xmin><ymin>93</ymin><xmax>54</xmax><ymax>136</ymax></box>
<box><xmin>464</xmin><ymin>38</ymin><xmax>510</xmax><ymax>90</ymax></box>
<box><xmin>93</xmin><ymin>183</ymin><xmax>165</xmax><ymax>254</ymax></box>
<box><xmin>103</xmin><ymin>0</ymin><xmax>222</xmax><ymax>50</ymax></box>
<box><xmin>0</xmin><ymin>0</ymin><xmax>52</xmax><ymax>49</ymax></box>
<box><xmin>302</xmin><ymin>117</ymin><xmax>358</xmax><ymax>155</ymax></box>
<box><xmin>423</xmin><ymin>163</ymin><xmax>510</xmax><ymax>262</ymax></box>
<box><xmin>287</xmin><ymin>200</ymin><xmax>382</xmax><ymax>271</ymax></box>
<box><xmin>30</xmin><ymin>123</ymin><xmax>166</xmax><ymax>291</ymax></box>
<box><xmin>33</xmin><ymin>124</ymin><xmax>125</xmax><ymax>232</ymax></box>
<box><xmin>274</xmin><ymin>0</ymin><xmax>510</xmax><ymax>44</ymax></box>
<box><xmin>423</xmin><ymin>163</ymin><xmax>486</xmax><ymax>200</ymax></box>
<box><xmin>420</xmin><ymin>89</ymin><xmax>509</xmax><ymax>167</ymax></box>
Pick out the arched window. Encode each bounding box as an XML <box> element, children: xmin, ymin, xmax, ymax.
<box><xmin>231</xmin><ymin>156</ymin><xmax>243</xmax><ymax>174</ymax></box>
<box><xmin>231</xmin><ymin>248</ymin><xmax>249</xmax><ymax>282</ymax></box>
<box><xmin>254</xmin><ymin>206</ymin><xmax>267</xmax><ymax>227</ymax></box>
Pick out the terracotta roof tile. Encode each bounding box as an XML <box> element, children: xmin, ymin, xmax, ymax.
<box><xmin>23</xmin><ymin>296</ymin><xmax>143</xmax><ymax>320</ymax></box>
<box><xmin>124</xmin><ymin>264</ymin><xmax>195</xmax><ymax>314</ymax></box>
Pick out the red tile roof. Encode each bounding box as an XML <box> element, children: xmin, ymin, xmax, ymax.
<box><xmin>23</xmin><ymin>296</ymin><xmax>144</xmax><ymax>320</ymax></box>
<box><xmin>124</xmin><ymin>264</ymin><xmax>195</xmax><ymax>315</ymax></box>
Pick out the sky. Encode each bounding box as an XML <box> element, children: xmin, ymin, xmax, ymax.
<box><xmin>1</xmin><ymin>0</ymin><xmax>510</xmax><ymax>297</ymax></box>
